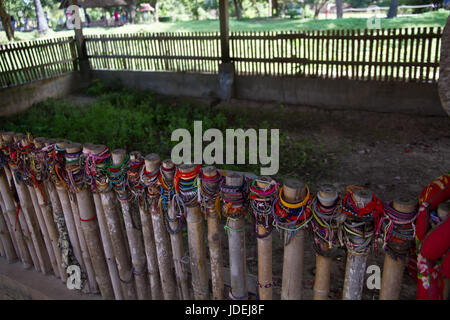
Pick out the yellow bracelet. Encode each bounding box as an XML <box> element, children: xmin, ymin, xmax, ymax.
<box><xmin>279</xmin><ymin>184</ymin><xmax>310</xmax><ymax>209</ymax></box>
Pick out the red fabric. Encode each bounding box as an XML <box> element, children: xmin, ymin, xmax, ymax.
<box><xmin>415</xmin><ymin>173</ymin><xmax>450</xmax><ymax>300</ymax></box>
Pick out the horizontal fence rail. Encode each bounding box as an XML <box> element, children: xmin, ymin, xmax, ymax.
<box><xmin>85</xmin><ymin>32</ymin><xmax>221</xmax><ymax>74</ymax></box>
<box><xmin>0</xmin><ymin>37</ymin><xmax>78</xmax><ymax>89</ymax></box>
<box><xmin>85</xmin><ymin>27</ymin><xmax>442</xmax><ymax>83</ymax></box>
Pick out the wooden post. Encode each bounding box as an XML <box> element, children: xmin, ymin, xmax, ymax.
<box><xmin>0</xmin><ymin>133</ymin><xmax>33</xmax><ymax>269</ymax></box>
<box><xmin>0</xmin><ymin>193</ymin><xmax>17</xmax><ymax>263</ymax></box>
<box><xmin>66</xmin><ymin>142</ymin><xmax>114</xmax><ymax>299</ymax></box>
<box><xmin>9</xmin><ymin>133</ymin><xmax>51</xmax><ymax>275</ymax></box>
<box><xmin>179</xmin><ymin>164</ymin><xmax>209</xmax><ymax>300</ymax></box>
<box><xmin>281</xmin><ymin>179</ymin><xmax>307</xmax><ymax>300</ymax></box>
<box><xmin>253</xmin><ymin>176</ymin><xmax>276</xmax><ymax>300</ymax></box>
<box><xmin>128</xmin><ymin>151</ymin><xmax>162</xmax><ymax>300</ymax></box>
<box><xmin>144</xmin><ymin>154</ymin><xmax>178</xmax><ymax>300</ymax></box>
<box><xmin>342</xmin><ymin>189</ymin><xmax>374</xmax><ymax>300</ymax></box>
<box><xmin>83</xmin><ymin>143</ymin><xmax>123</xmax><ymax>300</ymax></box>
<box><xmin>224</xmin><ymin>172</ymin><xmax>248</xmax><ymax>299</ymax></box>
<box><xmin>201</xmin><ymin>166</ymin><xmax>224</xmax><ymax>300</ymax></box>
<box><xmin>161</xmin><ymin>159</ymin><xmax>190</xmax><ymax>300</ymax></box>
<box><xmin>111</xmin><ymin>149</ymin><xmax>150</xmax><ymax>300</ymax></box>
<box><xmin>379</xmin><ymin>197</ymin><xmax>416</xmax><ymax>300</ymax></box>
<box><xmin>32</xmin><ymin>137</ymin><xmax>67</xmax><ymax>283</ymax></box>
<box><xmin>89</xmin><ymin>145</ymin><xmax>137</xmax><ymax>300</ymax></box>
<box><xmin>313</xmin><ymin>184</ymin><xmax>339</xmax><ymax>300</ymax></box>
<box><xmin>52</xmin><ymin>139</ymin><xmax>94</xmax><ymax>293</ymax></box>
<box><xmin>20</xmin><ymin>137</ymin><xmax>65</xmax><ymax>281</ymax></box>
<box><xmin>219</xmin><ymin>0</ymin><xmax>230</xmax><ymax>63</ymax></box>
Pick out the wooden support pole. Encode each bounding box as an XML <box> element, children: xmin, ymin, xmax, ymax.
<box><xmin>32</xmin><ymin>137</ymin><xmax>67</xmax><ymax>283</ymax></box>
<box><xmin>281</xmin><ymin>179</ymin><xmax>307</xmax><ymax>300</ymax></box>
<box><xmin>379</xmin><ymin>197</ymin><xmax>416</xmax><ymax>300</ymax></box>
<box><xmin>53</xmin><ymin>139</ymin><xmax>95</xmax><ymax>293</ymax></box>
<box><xmin>83</xmin><ymin>143</ymin><xmax>123</xmax><ymax>300</ymax></box>
<box><xmin>225</xmin><ymin>172</ymin><xmax>248</xmax><ymax>299</ymax></box>
<box><xmin>111</xmin><ymin>149</ymin><xmax>150</xmax><ymax>300</ymax></box>
<box><xmin>19</xmin><ymin>137</ymin><xmax>64</xmax><ymax>280</ymax></box>
<box><xmin>255</xmin><ymin>176</ymin><xmax>274</xmax><ymax>300</ymax></box>
<box><xmin>313</xmin><ymin>184</ymin><xmax>339</xmax><ymax>300</ymax></box>
<box><xmin>6</xmin><ymin>133</ymin><xmax>49</xmax><ymax>274</ymax></box>
<box><xmin>67</xmin><ymin>143</ymin><xmax>114</xmax><ymax>299</ymax></box>
<box><xmin>179</xmin><ymin>164</ymin><xmax>209</xmax><ymax>300</ymax></box>
<box><xmin>129</xmin><ymin>151</ymin><xmax>162</xmax><ymax>300</ymax></box>
<box><xmin>161</xmin><ymin>159</ymin><xmax>190</xmax><ymax>300</ymax></box>
<box><xmin>202</xmin><ymin>166</ymin><xmax>224</xmax><ymax>300</ymax></box>
<box><xmin>0</xmin><ymin>193</ymin><xmax>18</xmax><ymax>263</ymax></box>
<box><xmin>219</xmin><ymin>0</ymin><xmax>230</xmax><ymax>63</ymax></box>
<box><xmin>144</xmin><ymin>154</ymin><xmax>178</xmax><ymax>300</ymax></box>
<box><xmin>342</xmin><ymin>189</ymin><xmax>373</xmax><ymax>300</ymax></box>
<box><xmin>437</xmin><ymin>201</ymin><xmax>450</xmax><ymax>300</ymax></box>
<box><xmin>90</xmin><ymin>144</ymin><xmax>137</xmax><ymax>300</ymax></box>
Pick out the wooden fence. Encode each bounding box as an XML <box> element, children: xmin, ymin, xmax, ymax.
<box><xmin>0</xmin><ymin>28</ymin><xmax>443</xmax><ymax>89</ymax></box>
<box><xmin>0</xmin><ymin>37</ymin><xmax>77</xmax><ymax>89</ymax></box>
<box><xmin>85</xmin><ymin>27</ymin><xmax>442</xmax><ymax>83</ymax></box>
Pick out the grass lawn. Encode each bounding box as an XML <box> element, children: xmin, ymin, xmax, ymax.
<box><xmin>1</xmin><ymin>10</ymin><xmax>448</xmax><ymax>44</ymax></box>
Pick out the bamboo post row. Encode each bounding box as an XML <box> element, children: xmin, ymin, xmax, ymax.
<box><xmin>56</xmin><ymin>140</ymin><xmax>99</xmax><ymax>293</ymax></box>
<box><xmin>88</xmin><ymin>144</ymin><xmax>137</xmax><ymax>300</ymax></box>
<box><xmin>342</xmin><ymin>189</ymin><xmax>373</xmax><ymax>300</ymax></box>
<box><xmin>179</xmin><ymin>164</ymin><xmax>209</xmax><ymax>300</ymax></box>
<box><xmin>128</xmin><ymin>151</ymin><xmax>162</xmax><ymax>300</ymax></box>
<box><xmin>6</xmin><ymin>133</ymin><xmax>46</xmax><ymax>273</ymax></box>
<box><xmin>379</xmin><ymin>197</ymin><xmax>416</xmax><ymax>300</ymax></box>
<box><xmin>224</xmin><ymin>172</ymin><xmax>248</xmax><ymax>300</ymax></box>
<box><xmin>313</xmin><ymin>184</ymin><xmax>339</xmax><ymax>300</ymax></box>
<box><xmin>144</xmin><ymin>154</ymin><xmax>178</xmax><ymax>300</ymax></box>
<box><xmin>33</xmin><ymin>137</ymin><xmax>67</xmax><ymax>283</ymax></box>
<box><xmin>21</xmin><ymin>136</ymin><xmax>66</xmax><ymax>282</ymax></box>
<box><xmin>66</xmin><ymin>142</ymin><xmax>114</xmax><ymax>299</ymax></box>
<box><xmin>48</xmin><ymin>139</ymin><xmax>89</xmax><ymax>292</ymax></box>
<box><xmin>163</xmin><ymin>160</ymin><xmax>190</xmax><ymax>300</ymax></box>
<box><xmin>281</xmin><ymin>179</ymin><xmax>307</xmax><ymax>300</ymax></box>
<box><xmin>201</xmin><ymin>166</ymin><xmax>224</xmax><ymax>300</ymax></box>
<box><xmin>111</xmin><ymin>149</ymin><xmax>150</xmax><ymax>300</ymax></box>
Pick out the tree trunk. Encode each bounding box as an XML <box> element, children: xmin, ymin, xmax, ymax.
<box><xmin>233</xmin><ymin>0</ymin><xmax>242</xmax><ymax>19</ymax></box>
<box><xmin>387</xmin><ymin>0</ymin><xmax>399</xmax><ymax>19</ymax></box>
<box><xmin>151</xmin><ymin>0</ymin><xmax>159</xmax><ymax>22</ymax></box>
<box><xmin>273</xmin><ymin>0</ymin><xmax>279</xmax><ymax>16</ymax></box>
<box><xmin>336</xmin><ymin>0</ymin><xmax>343</xmax><ymax>18</ymax></box>
<box><xmin>34</xmin><ymin>0</ymin><xmax>48</xmax><ymax>34</ymax></box>
<box><xmin>314</xmin><ymin>1</ymin><xmax>327</xmax><ymax>19</ymax></box>
<box><xmin>0</xmin><ymin>0</ymin><xmax>14</xmax><ymax>41</ymax></box>
<box><xmin>438</xmin><ymin>15</ymin><xmax>450</xmax><ymax>116</ymax></box>
<box><xmin>129</xmin><ymin>0</ymin><xmax>137</xmax><ymax>24</ymax></box>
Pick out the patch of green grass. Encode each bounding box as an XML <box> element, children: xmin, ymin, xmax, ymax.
<box><xmin>0</xmin><ymin>80</ymin><xmax>330</xmax><ymax>182</ymax></box>
<box><xmin>1</xmin><ymin>10</ymin><xmax>448</xmax><ymax>44</ymax></box>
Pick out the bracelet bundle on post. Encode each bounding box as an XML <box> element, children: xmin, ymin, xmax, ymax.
<box><xmin>272</xmin><ymin>184</ymin><xmax>312</xmax><ymax>246</ymax></box>
<box><xmin>310</xmin><ymin>186</ymin><xmax>341</xmax><ymax>257</ymax></box>
<box><xmin>377</xmin><ymin>201</ymin><xmax>418</xmax><ymax>260</ymax></box>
